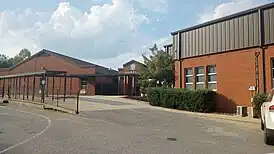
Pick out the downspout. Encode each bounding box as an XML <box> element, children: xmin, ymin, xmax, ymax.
<box><xmin>178</xmin><ymin>32</ymin><xmax>183</xmax><ymax>88</ymax></box>
<box><xmin>262</xmin><ymin>47</ymin><xmax>266</xmax><ymax>93</ymax></box>
<box><xmin>259</xmin><ymin>9</ymin><xmax>267</xmax><ymax>93</ymax></box>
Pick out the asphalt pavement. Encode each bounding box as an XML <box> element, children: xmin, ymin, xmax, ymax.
<box><xmin>0</xmin><ymin>100</ymin><xmax>274</xmax><ymax>154</ymax></box>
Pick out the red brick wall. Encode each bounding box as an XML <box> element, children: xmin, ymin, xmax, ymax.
<box><xmin>0</xmin><ymin>54</ymin><xmax>96</xmax><ymax>96</ymax></box>
<box><xmin>175</xmin><ymin>47</ymin><xmax>272</xmax><ymax>113</ymax></box>
<box><xmin>174</xmin><ymin>61</ymin><xmax>180</xmax><ymax>88</ymax></box>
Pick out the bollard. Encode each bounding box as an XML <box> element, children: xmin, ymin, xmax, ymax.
<box><xmin>76</xmin><ymin>91</ymin><xmax>80</xmax><ymax>114</ymax></box>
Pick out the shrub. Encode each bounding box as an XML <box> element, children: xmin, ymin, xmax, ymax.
<box><xmin>147</xmin><ymin>87</ymin><xmax>217</xmax><ymax>113</ymax></box>
<box><xmin>252</xmin><ymin>93</ymin><xmax>268</xmax><ymax>118</ymax></box>
<box><xmin>147</xmin><ymin>87</ymin><xmax>162</xmax><ymax>106</ymax></box>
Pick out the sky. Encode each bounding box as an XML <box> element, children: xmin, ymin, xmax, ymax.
<box><xmin>0</xmin><ymin>0</ymin><xmax>273</xmax><ymax>69</ymax></box>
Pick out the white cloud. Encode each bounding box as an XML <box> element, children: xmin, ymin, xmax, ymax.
<box><xmin>135</xmin><ymin>0</ymin><xmax>168</xmax><ymax>13</ymax></box>
<box><xmin>0</xmin><ymin>0</ymin><xmax>154</xmax><ymax>68</ymax></box>
<box><xmin>198</xmin><ymin>0</ymin><xmax>270</xmax><ymax>23</ymax></box>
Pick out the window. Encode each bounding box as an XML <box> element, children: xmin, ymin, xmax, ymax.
<box><xmin>130</xmin><ymin>63</ymin><xmax>136</xmax><ymax>71</ymax></box>
<box><xmin>272</xmin><ymin>59</ymin><xmax>274</xmax><ymax>88</ymax></box>
<box><xmin>207</xmin><ymin>65</ymin><xmax>217</xmax><ymax>91</ymax></box>
<box><xmin>195</xmin><ymin>66</ymin><xmax>204</xmax><ymax>89</ymax></box>
<box><xmin>185</xmin><ymin>68</ymin><xmax>193</xmax><ymax>89</ymax></box>
<box><xmin>81</xmin><ymin>80</ymin><xmax>88</xmax><ymax>90</ymax></box>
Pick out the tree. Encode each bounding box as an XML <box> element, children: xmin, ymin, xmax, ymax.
<box><xmin>0</xmin><ymin>54</ymin><xmax>12</xmax><ymax>68</ymax></box>
<box><xmin>0</xmin><ymin>49</ymin><xmax>31</xmax><ymax>68</ymax></box>
<box><xmin>139</xmin><ymin>44</ymin><xmax>175</xmax><ymax>95</ymax></box>
<box><xmin>12</xmin><ymin>49</ymin><xmax>31</xmax><ymax>65</ymax></box>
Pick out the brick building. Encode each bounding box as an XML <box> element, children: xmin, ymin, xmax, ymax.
<box><xmin>166</xmin><ymin>2</ymin><xmax>274</xmax><ymax>113</ymax></box>
<box><xmin>0</xmin><ymin>49</ymin><xmax>117</xmax><ymax>96</ymax></box>
<box><xmin>118</xmin><ymin>60</ymin><xmax>146</xmax><ymax>96</ymax></box>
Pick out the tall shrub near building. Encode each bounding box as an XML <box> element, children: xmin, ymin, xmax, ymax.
<box><xmin>139</xmin><ymin>44</ymin><xmax>174</xmax><ymax>95</ymax></box>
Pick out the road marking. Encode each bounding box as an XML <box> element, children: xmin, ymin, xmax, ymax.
<box><xmin>0</xmin><ymin>113</ymin><xmax>7</xmax><ymax>115</ymax></box>
<box><xmin>0</xmin><ymin>106</ymin><xmax>51</xmax><ymax>154</ymax></box>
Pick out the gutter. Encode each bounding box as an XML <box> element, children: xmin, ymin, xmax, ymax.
<box><xmin>177</xmin><ymin>33</ymin><xmax>183</xmax><ymax>88</ymax></box>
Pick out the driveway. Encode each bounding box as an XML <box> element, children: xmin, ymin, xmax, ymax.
<box><xmin>0</xmin><ymin>97</ymin><xmax>273</xmax><ymax>154</ymax></box>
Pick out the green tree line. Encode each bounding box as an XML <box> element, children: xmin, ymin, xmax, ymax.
<box><xmin>0</xmin><ymin>49</ymin><xmax>31</xmax><ymax>68</ymax></box>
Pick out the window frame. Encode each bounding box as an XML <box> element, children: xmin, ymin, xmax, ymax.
<box><xmin>185</xmin><ymin>68</ymin><xmax>193</xmax><ymax>89</ymax></box>
<box><xmin>207</xmin><ymin>65</ymin><xmax>217</xmax><ymax>91</ymax></box>
<box><xmin>80</xmin><ymin>80</ymin><xmax>88</xmax><ymax>90</ymax></box>
<box><xmin>195</xmin><ymin>66</ymin><xmax>205</xmax><ymax>89</ymax></box>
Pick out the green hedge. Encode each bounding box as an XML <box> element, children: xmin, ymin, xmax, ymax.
<box><xmin>147</xmin><ymin>87</ymin><xmax>216</xmax><ymax>113</ymax></box>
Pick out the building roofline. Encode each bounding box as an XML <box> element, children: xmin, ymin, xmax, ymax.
<box><xmin>122</xmin><ymin>60</ymin><xmax>146</xmax><ymax>67</ymax></box>
<box><xmin>163</xmin><ymin>43</ymin><xmax>172</xmax><ymax>48</ymax></box>
<box><xmin>7</xmin><ymin>49</ymin><xmax>115</xmax><ymax>73</ymax></box>
<box><xmin>171</xmin><ymin>2</ymin><xmax>274</xmax><ymax>35</ymax></box>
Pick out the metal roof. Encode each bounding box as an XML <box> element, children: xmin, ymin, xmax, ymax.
<box><xmin>45</xmin><ymin>50</ymin><xmax>96</xmax><ymax>67</ymax></box>
<box><xmin>171</xmin><ymin>2</ymin><xmax>274</xmax><ymax>35</ymax></box>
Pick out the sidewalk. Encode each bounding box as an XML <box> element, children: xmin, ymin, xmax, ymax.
<box><xmin>89</xmin><ymin>96</ymin><xmax>260</xmax><ymax>124</ymax></box>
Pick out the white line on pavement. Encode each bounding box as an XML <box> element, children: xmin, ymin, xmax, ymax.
<box><xmin>0</xmin><ymin>113</ymin><xmax>7</xmax><ymax>115</ymax></box>
<box><xmin>0</xmin><ymin>106</ymin><xmax>51</xmax><ymax>154</ymax></box>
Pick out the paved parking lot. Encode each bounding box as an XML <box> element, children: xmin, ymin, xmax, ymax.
<box><xmin>0</xmin><ymin>97</ymin><xmax>274</xmax><ymax>154</ymax></box>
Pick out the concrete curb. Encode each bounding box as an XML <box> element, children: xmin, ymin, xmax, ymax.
<box><xmin>149</xmin><ymin>106</ymin><xmax>260</xmax><ymax>124</ymax></box>
<box><xmin>10</xmin><ymin>99</ymin><xmax>77</xmax><ymax>115</ymax></box>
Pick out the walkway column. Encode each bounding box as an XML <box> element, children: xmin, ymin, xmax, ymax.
<box><xmin>32</xmin><ymin>75</ymin><xmax>36</xmax><ymax>101</ymax></box>
<box><xmin>46</xmin><ymin>77</ymin><xmax>49</xmax><ymax>97</ymax></box>
<box><xmin>52</xmin><ymin>77</ymin><xmax>55</xmax><ymax>101</ymax></box>
<box><xmin>27</xmin><ymin>77</ymin><xmax>29</xmax><ymax>100</ymax></box>
<box><xmin>23</xmin><ymin>77</ymin><xmax>26</xmax><ymax>100</ymax></box>
<box><xmin>15</xmin><ymin>77</ymin><xmax>18</xmax><ymax>99</ymax></box>
<box><xmin>2</xmin><ymin>78</ymin><xmax>5</xmax><ymax>98</ymax></box>
<box><xmin>18</xmin><ymin>77</ymin><xmax>21</xmax><ymax>98</ymax></box>
<box><xmin>63</xmin><ymin>73</ymin><xmax>67</xmax><ymax>102</ymax></box>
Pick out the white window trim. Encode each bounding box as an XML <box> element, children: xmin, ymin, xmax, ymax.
<box><xmin>186</xmin><ymin>83</ymin><xmax>193</xmax><ymax>85</ymax></box>
<box><xmin>207</xmin><ymin>65</ymin><xmax>217</xmax><ymax>91</ymax></box>
<box><xmin>196</xmin><ymin>82</ymin><xmax>204</xmax><ymax>85</ymax></box>
<box><xmin>196</xmin><ymin>74</ymin><xmax>204</xmax><ymax>76</ymax></box>
<box><xmin>186</xmin><ymin>74</ymin><xmax>193</xmax><ymax>77</ymax></box>
<box><xmin>208</xmin><ymin>73</ymin><xmax>216</xmax><ymax>75</ymax></box>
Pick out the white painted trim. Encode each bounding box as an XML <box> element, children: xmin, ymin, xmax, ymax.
<box><xmin>186</xmin><ymin>83</ymin><xmax>193</xmax><ymax>85</ymax></box>
<box><xmin>208</xmin><ymin>73</ymin><xmax>216</xmax><ymax>75</ymax></box>
<box><xmin>196</xmin><ymin>74</ymin><xmax>204</xmax><ymax>77</ymax></box>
